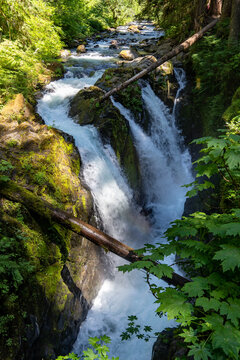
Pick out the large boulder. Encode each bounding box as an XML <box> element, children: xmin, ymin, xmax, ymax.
<box><xmin>69</xmin><ymin>86</ymin><xmax>141</xmax><ymax>194</ymax></box>
<box><xmin>0</xmin><ymin>95</ymin><xmax>106</xmax><ymax>360</ymax></box>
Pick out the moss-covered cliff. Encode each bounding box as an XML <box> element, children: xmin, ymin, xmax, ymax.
<box><xmin>0</xmin><ymin>94</ymin><xmax>106</xmax><ymax>360</ymax></box>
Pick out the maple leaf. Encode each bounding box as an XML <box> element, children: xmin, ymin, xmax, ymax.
<box><xmin>213</xmin><ymin>244</ymin><xmax>240</xmax><ymax>271</ymax></box>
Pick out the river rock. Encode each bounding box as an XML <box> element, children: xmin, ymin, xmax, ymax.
<box><xmin>69</xmin><ymin>86</ymin><xmax>141</xmax><ymax>195</ymax></box>
<box><xmin>0</xmin><ymin>95</ymin><xmax>106</xmax><ymax>360</ymax></box>
<box><xmin>119</xmin><ymin>49</ymin><xmax>138</xmax><ymax>61</ymax></box>
<box><xmin>128</xmin><ymin>24</ymin><xmax>141</xmax><ymax>33</ymax></box>
<box><xmin>76</xmin><ymin>44</ymin><xmax>86</xmax><ymax>53</ymax></box>
<box><xmin>109</xmin><ymin>40</ymin><xmax>119</xmax><ymax>49</ymax></box>
<box><xmin>60</xmin><ymin>49</ymin><xmax>71</xmax><ymax>59</ymax></box>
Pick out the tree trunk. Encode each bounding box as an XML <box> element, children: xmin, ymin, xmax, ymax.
<box><xmin>210</xmin><ymin>0</ymin><xmax>222</xmax><ymax>16</ymax></box>
<box><xmin>194</xmin><ymin>0</ymin><xmax>208</xmax><ymax>31</ymax></box>
<box><xmin>99</xmin><ymin>19</ymin><xmax>219</xmax><ymax>103</ymax></box>
<box><xmin>228</xmin><ymin>0</ymin><xmax>240</xmax><ymax>45</ymax></box>
<box><xmin>0</xmin><ymin>179</ymin><xmax>190</xmax><ymax>287</ymax></box>
<box><xmin>221</xmin><ymin>0</ymin><xmax>232</xmax><ymax>18</ymax></box>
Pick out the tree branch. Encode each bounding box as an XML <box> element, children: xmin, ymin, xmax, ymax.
<box><xmin>0</xmin><ymin>179</ymin><xmax>190</xmax><ymax>287</ymax></box>
<box><xmin>99</xmin><ymin>19</ymin><xmax>219</xmax><ymax>103</ymax></box>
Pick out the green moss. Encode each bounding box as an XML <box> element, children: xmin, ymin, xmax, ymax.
<box><xmin>36</xmin><ymin>262</ymin><xmax>62</xmax><ymax>301</ymax></box>
<box><xmin>223</xmin><ymin>98</ymin><xmax>240</xmax><ymax>123</ymax></box>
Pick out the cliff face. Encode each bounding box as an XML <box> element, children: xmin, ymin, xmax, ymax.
<box><xmin>0</xmin><ymin>94</ymin><xmax>106</xmax><ymax>360</ymax></box>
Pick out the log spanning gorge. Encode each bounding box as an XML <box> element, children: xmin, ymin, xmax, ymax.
<box><xmin>37</xmin><ymin>22</ymin><xmax>193</xmax><ymax>360</ymax></box>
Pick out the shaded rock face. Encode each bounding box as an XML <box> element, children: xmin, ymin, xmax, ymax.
<box><xmin>0</xmin><ymin>95</ymin><xmax>106</xmax><ymax>360</ymax></box>
<box><xmin>69</xmin><ymin>86</ymin><xmax>141</xmax><ymax>197</ymax></box>
<box><xmin>151</xmin><ymin>329</ymin><xmax>189</xmax><ymax>360</ymax></box>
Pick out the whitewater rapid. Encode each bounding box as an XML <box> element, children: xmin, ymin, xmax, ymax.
<box><xmin>37</xmin><ymin>22</ymin><xmax>193</xmax><ymax>360</ymax></box>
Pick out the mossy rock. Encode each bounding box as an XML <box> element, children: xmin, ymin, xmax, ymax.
<box><xmin>69</xmin><ymin>86</ymin><xmax>141</xmax><ymax>193</ymax></box>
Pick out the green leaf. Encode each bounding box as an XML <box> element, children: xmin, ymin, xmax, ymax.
<box><xmin>156</xmin><ymin>288</ymin><xmax>193</xmax><ymax>321</ymax></box>
<box><xmin>100</xmin><ymin>335</ymin><xmax>111</xmax><ymax>344</ymax></box>
<box><xmin>213</xmin><ymin>244</ymin><xmax>240</xmax><ymax>271</ymax></box>
<box><xmin>83</xmin><ymin>348</ymin><xmax>97</xmax><ymax>360</ymax></box>
<box><xmin>150</xmin><ymin>264</ymin><xmax>173</xmax><ymax>279</ymax></box>
<box><xmin>179</xmin><ymin>328</ymin><xmax>197</xmax><ymax>344</ymax></box>
<box><xmin>212</xmin><ymin>321</ymin><xmax>240</xmax><ymax>359</ymax></box>
<box><xmin>188</xmin><ymin>343</ymin><xmax>212</xmax><ymax>360</ymax></box>
<box><xmin>220</xmin><ymin>298</ymin><xmax>240</xmax><ymax>327</ymax></box>
<box><xmin>183</xmin><ymin>277</ymin><xmax>210</xmax><ymax>297</ymax></box>
<box><xmin>225</xmin><ymin>150</ymin><xmax>240</xmax><ymax>170</ymax></box>
<box><xmin>195</xmin><ymin>297</ymin><xmax>221</xmax><ymax>312</ymax></box>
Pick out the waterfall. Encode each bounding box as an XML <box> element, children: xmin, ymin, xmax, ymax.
<box><xmin>37</xmin><ymin>23</ymin><xmax>193</xmax><ymax>360</ymax></box>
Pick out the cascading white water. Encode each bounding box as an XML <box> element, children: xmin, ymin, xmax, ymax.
<box><xmin>37</xmin><ymin>23</ymin><xmax>193</xmax><ymax>360</ymax></box>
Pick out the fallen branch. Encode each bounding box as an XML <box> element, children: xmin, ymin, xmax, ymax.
<box><xmin>99</xmin><ymin>19</ymin><xmax>218</xmax><ymax>102</ymax></box>
<box><xmin>0</xmin><ymin>179</ymin><xmax>189</xmax><ymax>287</ymax></box>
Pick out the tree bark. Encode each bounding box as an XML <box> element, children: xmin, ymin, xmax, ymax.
<box><xmin>99</xmin><ymin>19</ymin><xmax>219</xmax><ymax>103</ymax></box>
<box><xmin>0</xmin><ymin>179</ymin><xmax>189</xmax><ymax>287</ymax></box>
<box><xmin>221</xmin><ymin>0</ymin><xmax>232</xmax><ymax>18</ymax></box>
<box><xmin>194</xmin><ymin>0</ymin><xmax>208</xmax><ymax>31</ymax></box>
<box><xmin>228</xmin><ymin>0</ymin><xmax>240</xmax><ymax>46</ymax></box>
<box><xmin>210</xmin><ymin>0</ymin><xmax>222</xmax><ymax>16</ymax></box>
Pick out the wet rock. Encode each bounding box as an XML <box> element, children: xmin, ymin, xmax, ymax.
<box><xmin>76</xmin><ymin>44</ymin><xmax>86</xmax><ymax>53</ymax></box>
<box><xmin>121</xmin><ymin>55</ymin><xmax>157</xmax><ymax>70</ymax></box>
<box><xmin>119</xmin><ymin>49</ymin><xmax>138</xmax><ymax>61</ymax></box>
<box><xmin>128</xmin><ymin>24</ymin><xmax>141</xmax><ymax>33</ymax></box>
<box><xmin>60</xmin><ymin>49</ymin><xmax>71</xmax><ymax>60</ymax></box>
<box><xmin>109</xmin><ymin>40</ymin><xmax>119</xmax><ymax>49</ymax></box>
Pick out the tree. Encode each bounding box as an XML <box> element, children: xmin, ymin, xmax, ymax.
<box><xmin>228</xmin><ymin>0</ymin><xmax>240</xmax><ymax>45</ymax></box>
<box><xmin>210</xmin><ymin>0</ymin><xmax>222</xmax><ymax>16</ymax></box>
<box><xmin>221</xmin><ymin>0</ymin><xmax>232</xmax><ymax>18</ymax></box>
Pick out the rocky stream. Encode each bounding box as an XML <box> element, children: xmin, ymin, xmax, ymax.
<box><xmin>37</xmin><ymin>21</ymin><xmax>193</xmax><ymax>359</ymax></box>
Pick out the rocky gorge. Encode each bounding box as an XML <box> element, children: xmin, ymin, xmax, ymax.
<box><xmin>0</xmin><ymin>21</ymin><xmax>216</xmax><ymax>360</ymax></box>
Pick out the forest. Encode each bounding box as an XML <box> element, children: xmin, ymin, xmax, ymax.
<box><xmin>0</xmin><ymin>0</ymin><xmax>240</xmax><ymax>359</ymax></box>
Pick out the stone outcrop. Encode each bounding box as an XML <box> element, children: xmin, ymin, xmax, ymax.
<box><xmin>0</xmin><ymin>95</ymin><xmax>106</xmax><ymax>360</ymax></box>
<box><xmin>152</xmin><ymin>328</ymin><xmax>189</xmax><ymax>360</ymax></box>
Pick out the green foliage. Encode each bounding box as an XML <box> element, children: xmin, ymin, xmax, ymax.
<box><xmin>0</xmin><ymin>0</ymin><xmax>62</xmax><ymax>104</ymax></box>
<box><xmin>51</xmin><ymin>0</ymin><xmax>140</xmax><ymax>44</ymax></box>
<box><xmin>117</xmin><ymin>84</ymin><xmax>142</xmax><ymax>114</ymax></box>
<box><xmin>0</xmin><ymin>231</ymin><xmax>34</xmax><ymax>345</ymax></box>
<box><xmin>0</xmin><ymin>0</ymin><xmax>62</xmax><ymax>59</ymax></box>
<box><xmin>56</xmin><ymin>336</ymin><xmax>119</xmax><ymax>360</ymax></box>
<box><xmin>0</xmin><ymin>159</ymin><xmax>14</xmax><ymax>182</ymax></box>
<box><xmin>119</xmin><ymin>128</ymin><xmax>240</xmax><ymax>359</ymax></box>
<box><xmin>120</xmin><ymin>315</ymin><xmax>154</xmax><ymax>342</ymax></box>
<box><xmin>190</xmin><ymin>34</ymin><xmax>240</xmax><ymax>134</ymax></box>
<box><xmin>139</xmin><ymin>0</ymin><xmax>194</xmax><ymax>40</ymax></box>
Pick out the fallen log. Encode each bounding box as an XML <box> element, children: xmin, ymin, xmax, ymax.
<box><xmin>99</xmin><ymin>19</ymin><xmax>218</xmax><ymax>102</ymax></box>
<box><xmin>0</xmin><ymin>179</ymin><xmax>189</xmax><ymax>287</ymax></box>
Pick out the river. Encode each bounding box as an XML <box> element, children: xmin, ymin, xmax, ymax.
<box><xmin>37</xmin><ymin>22</ymin><xmax>193</xmax><ymax>360</ymax></box>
